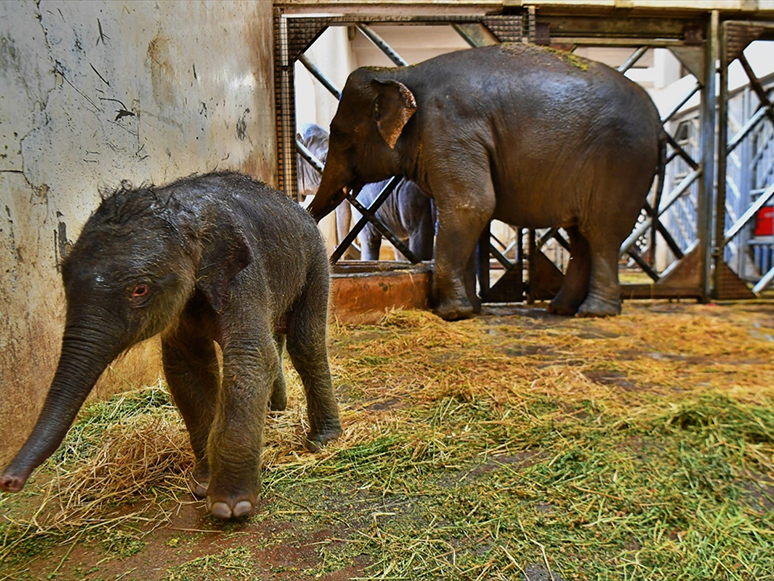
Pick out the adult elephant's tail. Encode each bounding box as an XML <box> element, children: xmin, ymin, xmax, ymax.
<box><xmin>653</xmin><ymin>130</ymin><xmax>668</xmax><ymax>214</ymax></box>
<box><xmin>649</xmin><ymin>130</ymin><xmax>668</xmax><ymax>256</ymax></box>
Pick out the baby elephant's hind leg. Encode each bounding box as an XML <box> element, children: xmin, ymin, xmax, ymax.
<box><xmin>270</xmin><ymin>334</ymin><xmax>288</xmax><ymax>412</ymax></box>
<box><xmin>161</xmin><ymin>330</ymin><xmax>220</xmax><ymax>499</ymax></box>
<box><xmin>286</xmin><ymin>279</ymin><xmax>342</xmax><ymax>451</ymax></box>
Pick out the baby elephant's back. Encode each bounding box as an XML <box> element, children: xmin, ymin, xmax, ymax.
<box><xmin>164</xmin><ymin>171</ymin><xmax>329</xmax><ymax>307</ymax></box>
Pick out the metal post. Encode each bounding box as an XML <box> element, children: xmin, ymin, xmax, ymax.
<box><xmin>700</xmin><ymin>11</ymin><xmax>719</xmax><ymax>302</ymax></box>
<box><xmin>274</xmin><ymin>11</ymin><xmax>297</xmax><ymax>198</ymax></box>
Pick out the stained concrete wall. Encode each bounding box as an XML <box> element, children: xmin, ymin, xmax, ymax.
<box><xmin>0</xmin><ymin>0</ymin><xmax>275</xmax><ymax>463</ymax></box>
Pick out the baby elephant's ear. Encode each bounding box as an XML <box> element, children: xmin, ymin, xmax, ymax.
<box><xmin>196</xmin><ymin>218</ymin><xmax>252</xmax><ymax>313</ymax></box>
<box><xmin>371</xmin><ymin>79</ymin><xmax>416</xmax><ymax>150</ymax></box>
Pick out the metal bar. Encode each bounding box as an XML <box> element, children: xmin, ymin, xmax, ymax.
<box><xmin>727</xmin><ymin>106</ymin><xmax>768</xmax><ymax>154</ymax></box>
<box><xmin>536</xmin><ymin>228</ymin><xmax>558</xmax><ymax>250</ymax></box>
<box><xmin>627</xmin><ymin>249</ymin><xmax>660</xmax><ymax>281</ymax></box>
<box><xmin>489</xmin><ymin>242</ymin><xmax>513</xmax><ymax>271</ymax></box>
<box><xmin>346</xmin><ymin>192</ymin><xmax>419</xmax><ymax>263</ymax></box>
<box><xmin>722</xmin><ymin>182</ymin><xmax>774</xmax><ymax>246</ymax></box>
<box><xmin>330</xmin><ymin>177</ymin><xmax>401</xmax><ymax>263</ymax></box>
<box><xmin>662</xmin><ymin>81</ymin><xmax>701</xmax><ymax>123</ymax></box>
<box><xmin>275</xmin><ymin>12</ymin><xmax>297</xmax><ymax>198</ymax></box>
<box><xmin>452</xmin><ymin>23</ymin><xmax>482</xmax><ymax>48</ymax></box>
<box><xmin>665</xmin><ymin>132</ymin><xmax>700</xmax><ymax>170</ymax></box>
<box><xmin>477</xmin><ymin>223</ymin><xmax>491</xmax><ymax>299</ymax></box>
<box><xmin>654</xmin><ymin>216</ymin><xmax>685</xmax><ymax>260</ymax></box>
<box><xmin>552</xmin><ymin>231</ymin><xmax>570</xmax><ymax>251</ymax></box>
<box><xmin>617</xmin><ymin>46</ymin><xmax>648</xmax><ymax>73</ymax></box>
<box><xmin>542</xmin><ymin>38</ymin><xmax>687</xmax><ymax>48</ymax></box>
<box><xmin>643</xmin><ymin>201</ymin><xmax>685</xmax><ymax>260</ymax></box>
<box><xmin>752</xmin><ymin>263</ymin><xmax>774</xmax><ymax>295</ymax></box>
<box><xmin>703</xmin><ymin>11</ymin><xmax>718</xmax><ymax>301</ymax></box>
<box><xmin>620</xmin><ymin>169</ymin><xmax>702</xmax><ymax>255</ymax></box>
<box><xmin>295</xmin><ymin>138</ymin><xmax>324</xmax><ymax>174</ymax></box>
<box><xmin>490</xmin><ymin>232</ymin><xmax>506</xmax><ymax>250</ymax></box>
<box><xmin>738</xmin><ymin>52</ymin><xmax>774</xmax><ymax>127</ymax></box>
<box><xmin>356</xmin><ymin>23</ymin><xmax>408</xmax><ymax>67</ymax></box>
<box><xmin>297</xmin><ymin>53</ymin><xmax>341</xmax><ymax>100</ymax></box>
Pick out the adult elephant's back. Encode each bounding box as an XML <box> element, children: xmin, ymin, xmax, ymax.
<box><xmin>412</xmin><ymin>43</ymin><xmax>662</xmax><ymax>231</ymax></box>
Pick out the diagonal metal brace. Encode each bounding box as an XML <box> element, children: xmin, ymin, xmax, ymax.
<box><xmin>345</xmin><ymin>188</ymin><xmax>420</xmax><ymax>263</ymax></box>
<box><xmin>738</xmin><ymin>52</ymin><xmax>774</xmax><ymax>128</ymax></box>
<box><xmin>298</xmin><ymin>53</ymin><xmax>341</xmax><ymax>100</ymax></box>
<box><xmin>330</xmin><ymin>177</ymin><xmax>417</xmax><ymax>263</ymax></box>
<box><xmin>356</xmin><ymin>23</ymin><xmax>408</xmax><ymax>67</ymax></box>
<box><xmin>722</xmin><ymin>181</ymin><xmax>774</xmax><ymax>247</ymax></box>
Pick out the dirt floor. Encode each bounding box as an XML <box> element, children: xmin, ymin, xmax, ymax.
<box><xmin>1</xmin><ymin>300</ymin><xmax>773</xmax><ymax>580</ymax></box>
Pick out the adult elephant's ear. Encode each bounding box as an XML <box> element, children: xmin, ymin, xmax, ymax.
<box><xmin>371</xmin><ymin>79</ymin><xmax>417</xmax><ymax>150</ymax></box>
<box><xmin>196</xmin><ymin>215</ymin><xmax>252</xmax><ymax>313</ymax></box>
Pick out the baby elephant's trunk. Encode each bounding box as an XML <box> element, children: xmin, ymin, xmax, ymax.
<box><xmin>0</xmin><ymin>323</ymin><xmax>121</xmax><ymax>492</ymax></box>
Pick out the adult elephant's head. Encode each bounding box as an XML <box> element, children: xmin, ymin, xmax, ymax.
<box><xmin>308</xmin><ymin>69</ymin><xmax>417</xmax><ymax>222</ymax></box>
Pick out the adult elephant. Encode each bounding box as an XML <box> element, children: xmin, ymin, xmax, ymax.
<box><xmin>308</xmin><ymin>43</ymin><xmax>665</xmax><ymax>320</ymax></box>
<box><xmin>298</xmin><ymin>123</ymin><xmax>434</xmax><ymax>262</ymax></box>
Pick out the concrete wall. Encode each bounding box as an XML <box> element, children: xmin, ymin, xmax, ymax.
<box><xmin>0</xmin><ymin>0</ymin><xmax>275</xmax><ymax>463</ymax></box>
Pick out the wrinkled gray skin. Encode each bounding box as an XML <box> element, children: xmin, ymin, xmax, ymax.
<box><xmin>0</xmin><ymin>172</ymin><xmax>341</xmax><ymax>519</ymax></box>
<box><xmin>309</xmin><ymin>44</ymin><xmax>665</xmax><ymax>320</ymax></box>
<box><xmin>298</xmin><ymin>123</ymin><xmax>434</xmax><ymax>261</ymax></box>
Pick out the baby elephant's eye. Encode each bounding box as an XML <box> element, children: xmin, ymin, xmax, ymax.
<box><xmin>131</xmin><ymin>283</ymin><xmax>150</xmax><ymax>299</ymax></box>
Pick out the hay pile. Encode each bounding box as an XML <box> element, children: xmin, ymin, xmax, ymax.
<box><xmin>1</xmin><ymin>302</ymin><xmax>773</xmax><ymax>580</ymax></box>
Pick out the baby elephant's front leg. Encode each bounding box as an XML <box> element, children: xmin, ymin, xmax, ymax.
<box><xmin>205</xmin><ymin>335</ymin><xmax>279</xmax><ymax>519</ymax></box>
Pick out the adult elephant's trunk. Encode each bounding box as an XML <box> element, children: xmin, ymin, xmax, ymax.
<box><xmin>0</xmin><ymin>322</ymin><xmax>123</xmax><ymax>492</ymax></box>
<box><xmin>308</xmin><ymin>161</ymin><xmax>353</xmax><ymax>222</ymax></box>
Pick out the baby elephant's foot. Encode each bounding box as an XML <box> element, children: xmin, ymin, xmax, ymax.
<box><xmin>306</xmin><ymin>421</ymin><xmax>342</xmax><ymax>452</ymax></box>
<box><xmin>269</xmin><ymin>388</ymin><xmax>287</xmax><ymax>412</ymax></box>
<box><xmin>206</xmin><ymin>489</ymin><xmax>257</xmax><ymax>519</ymax></box>
<box><xmin>188</xmin><ymin>462</ymin><xmax>210</xmax><ymax>499</ymax></box>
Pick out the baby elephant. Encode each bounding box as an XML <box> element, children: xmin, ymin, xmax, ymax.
<box><xmin>0</xmin><ymin>172</ymin><xmax>342</xmax><ymax>519</ymax></box>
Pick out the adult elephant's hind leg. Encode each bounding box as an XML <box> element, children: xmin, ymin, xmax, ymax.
<box><xmin>286</xmin><ymin>270</ymin><xmax>342</xmax><ymax>451</ymax></box>
<box><xmin>577</xmin><ymin>232</ymin><xmax>622</xmax><ymax>317</ymax></box>
<box><xmin>548</xmin><ymin>226</ymin><xmax>591</xmax><ymax>316</ymax></box>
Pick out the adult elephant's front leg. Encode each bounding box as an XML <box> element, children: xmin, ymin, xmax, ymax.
<box><xmin>432</xmin><ymin>169</ymin><xmax>495</xmax><ymax>321</ymax></box>
<box><xmin>206</xmin><ymin>329</ymin><xmax>279</xmax><ymax>519</ymax></box>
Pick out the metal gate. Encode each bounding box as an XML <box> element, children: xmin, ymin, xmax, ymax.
<box><xmin>716</xmin><ymin>21</ymin><xmax>774</xmax><ymax>298</ymax></box>
<box><xmin>273</xmin><ymin>6</ymin><xmax>773</xmax><ymax>304</ymax></box>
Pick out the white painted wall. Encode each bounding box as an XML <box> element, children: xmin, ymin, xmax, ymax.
<box><xmin>0</xmin><ymin>0</ymin><xmax>275</xmax><ymax>463</ymax></box>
